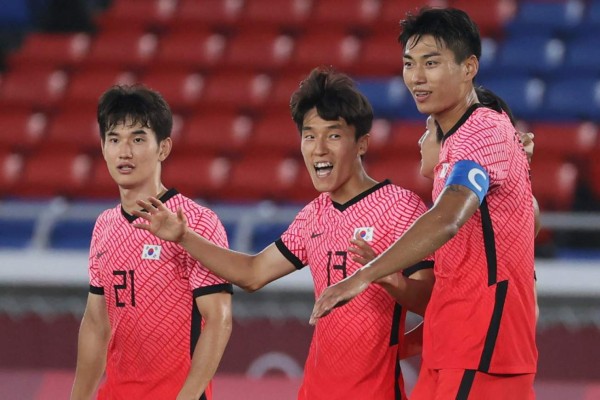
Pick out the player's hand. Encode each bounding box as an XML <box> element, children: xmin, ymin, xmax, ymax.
<box><xmin>309</xmin><ymin>271</ymin><xmax>370</xmax><ymax>325</ymax></box>
<box><xmin>348</xmin><ymin>231</ymin><xmax>377</xmax><ymax>266</ymax></box>
<box><xmin>132</xmin><ymin>197</ymin><xmax>188</xmax><ymax>243</ymax></box>
<box><xmin>519</xmin><ymin>131</ymin><xmax>534</xmax><ymax>163</ymax></box>
<box><xmin>348</xmin><ymin>233</ymin><xmax>399</xmax><ymax>285</ymax></box>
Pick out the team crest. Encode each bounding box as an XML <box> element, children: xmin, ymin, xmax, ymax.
<box><xmin>142</xmin><ymin>244</ymin><xmax>162</xmax><ymax>260</ymax></box>
<box><xmin>354</xmin><ymin>227</ymin><xmax>374</xmax><ymax>242</ymax></box>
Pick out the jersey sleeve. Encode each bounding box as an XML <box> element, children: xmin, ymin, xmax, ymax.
<box><xmin>88</xmin><ymin>217</ymin><xmax>105</xmax><ymax>295</ymax></box>
<box><xmin>391</xmin><ymin>191</ymin><xmax>435</xmax><ymax>277</ymax></box>
<box><xmin>185</xmin><ymin>207</ymin><xmax>234</xmax><ymax>297</ymax></box>
<box><xmin>447</xmin><ymin>116</ymin><xmax>510</xmax><ymax>192</ymax></box>
<box><xmin>274</xmin><ymin>203</ymin><xmax>312</xmax><ymax>270</ymax></box>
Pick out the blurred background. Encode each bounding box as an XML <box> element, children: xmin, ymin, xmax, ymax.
<box><xmin>0</xmin><ymin>0</ymin><xmax>599</xmax><ymax>399</ymax></box>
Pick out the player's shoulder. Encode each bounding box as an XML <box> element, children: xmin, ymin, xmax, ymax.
<box><xmin>378</xmin><ymin>182</ymin><xmax>425</xmax><ymax>204</ymax></box>
<box><xmin>95</xmin><ymin>203</ymin><xmax>121</xmax><ymax>224</ymax></box>
<box><xmin>166</xmin><ymin>192</ymin><xmax>220</xmax><ymax>221</ymax></box>
<box><xmin>291</xmin><ymin>193</ymin><xmax>329</xmax><ymax>222</ymax></box>
<box><xmin>466</xmin><ymin>105</ymin><xmax>511</xmax><ymax>132</ymax></box>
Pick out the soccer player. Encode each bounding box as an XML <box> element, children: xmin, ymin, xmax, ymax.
<box><xmin>70</xmin><ymin>85</ymin><xmax>233</xmax><ymax>400</ymax></box>
<box><xmin>312</xmin><ymin>8</ymin><xmax>537</xmax><ymax>400</ymax></box>
<box><xmin>133</xmin><ymin>67</ymin><xmax>435</xmax><ymax>400</ymax></box>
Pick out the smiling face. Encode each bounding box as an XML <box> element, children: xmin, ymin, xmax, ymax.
<box><xmin>300</xmin><ymin>107</ymin><xmax>369</xmax><ymax>203</ymax></box>
<box><xmin>419</xmin><ymin>116</ymin><xmax>441</xmax><ymax>180</ymax></box>
<box><xmin>102</xmin><ymin>117</ymin><xmax>171</xmax><ymax>193</ymax></box>
<box><xmin>402</xmin><ymin>34</ymin><xmax>478</xmax><ymax>132</ymax></box>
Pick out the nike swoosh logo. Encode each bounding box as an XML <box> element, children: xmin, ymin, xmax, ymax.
<box><xmin>96</xmin><ymin>251</ymin><xmax>107</xmax><ymax>259</ymax></box>
<box><xmin>311</xmin><ymin>232</ymin><xmax>323</xmax><ymax>239</ymax></box>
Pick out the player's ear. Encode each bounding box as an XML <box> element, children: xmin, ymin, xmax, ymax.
<box><xmin>464</xmin><ymin>55</ymin><xmax>479</xmax><ymax>81</ymax></box>
<box><xmin>357</xmin><ymin>134</ymin><xmax>369</xmax><ymax>156</ymax></box>
<box><xmin>158</xmin><ymin>137</ymin><xmax>172</xmax><ymax>161</ymax></box>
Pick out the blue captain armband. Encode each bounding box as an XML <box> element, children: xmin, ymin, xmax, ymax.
<box><xmin>445</xmin><ymin>160</ymin><xmax>490</xmax><ymax>204</ymax></box>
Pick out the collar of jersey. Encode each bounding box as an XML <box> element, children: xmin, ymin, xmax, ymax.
<box><xmin>441</xmin><ymin>103</ymin><xmax>484</xmax><ymax>145</ymax></box>
<box><xmin>331</xmin><ymin>179</ymin><xmax>391</xmax><ymax>212</ymax></box>
<box><xmin>121</xmin><ymin>188</ymin><xmax>179</xmax><ymax>223</ymax></box>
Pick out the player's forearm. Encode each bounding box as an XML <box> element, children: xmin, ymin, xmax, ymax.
<box><xmin>179</xmin><ymin>228</ymin><xmax>259</xmax><ymax>290</ymax></box>
<box><xmin>361</xmin><ymin>210</ymin><xmax>457</xmax><ymax>283</ymax></box>
<box><xmin>378</xmin><ymin>277</ymin><xmax>433</xmax><ymax>316</ymax></box>
<box><xmin>71</xmin><ymin>318</ymin><xmax>109</xmax><ymax>400</ymax></box>
<box><xmin>178</xmin><ymin>314</ymin><xmax>232</xmax><ymax>399</ymax></box>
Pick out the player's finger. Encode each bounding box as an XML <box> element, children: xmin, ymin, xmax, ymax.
<box><xmin>131</xmin><ymin>223</ymin><xmax>150</xmax><ymax>231</ymax></box>
<box><xmin>136</xmin><ymin>199</ymin><xmax>153</xmax><ymax>211</ymax></box>
<box><xmin>177</xmin><ymin>208</ymin><xmax>185</xmax><ymax>222</ymax></box>
<box><xmin>131</xmin><ymin>209</ymin><xmax>150</xmax><ymax>221</ymax></box>
<box><xmin>148</xmin><ymin>197</ymin><xmax>167</xmax><ymax>210</ymax></box>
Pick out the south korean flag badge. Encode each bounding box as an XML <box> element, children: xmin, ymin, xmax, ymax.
<box><xmin>142</xmin><ymin>244</ymin><xmax>162</xmax><ymax>260</ymax></box>
<box><xmin>353</xmin><ymin>227</ymin><xmax>374</xmax><ymax>242</ymax></box>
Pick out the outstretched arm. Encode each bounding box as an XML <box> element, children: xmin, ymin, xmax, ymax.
<box><xmin>310</xmin><ymin>185</ymin><xmax>479</xmax><ymax>324</ymax></box>
<box><xmin>348</xmin><ymin>234</ymin><xmax>434</xmax><ymax>316</ymax></box>
<box><xmin>132</xmin><ymin>198</ymin><xmax>296</xmax><ymax>292</ymax></box>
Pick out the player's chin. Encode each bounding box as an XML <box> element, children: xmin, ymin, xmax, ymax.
<box><xmin>309</xmin><ymin>175</ymin><xmax>333</xmax><ymax>193</ymax></box>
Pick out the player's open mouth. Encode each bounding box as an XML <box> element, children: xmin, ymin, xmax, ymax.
<box><xmin>414</xmin><ymin>91</ymin><xmax>431</xmax><ymax>101</ymax></box>
<box><xmin>117</xmin><ymin>163</ymin><xmax>135</xmax><ymax>173</ymax></box>
<box><xmin>314</xmin><ymin>161</ymin><xmax>333</xmax><ymax>177</ymax></box>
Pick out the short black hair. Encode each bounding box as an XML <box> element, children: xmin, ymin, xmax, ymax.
<box><xmin>399</xmin><ymin>7</ymin><xmax>481</xmax><ymax>63</ymax></box>
<box><xmin>475</xmin><ymin>86</ymin><xmax>516</xmax><ymax>126</ymax></box>
<box><xmin>97</xmin><ymin>84</ymin><xmax>173</xmax><ymax>143</ymax></box>
<box><xmin>289</xmin><ymin>67</ymin><xmax>373</xmax><ymax>140</ymax></box>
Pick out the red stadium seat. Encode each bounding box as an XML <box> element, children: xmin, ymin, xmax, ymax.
<box><xmin>291</xmin><ymin>30</ymin><xmax>362</xmax><ymax>71</ymax></box>
<box><xmin>382</xmin><ymin>119</ymin><xmax>428</xmax><ymax>158</ymax></box>
<box><xmin>530</xmin><ymin>158</ymin><xmax>578</xmax><ymax>211</ymax></box>
<box><xmin>311</xmin><ymin>0</ymin><xmax>381</xmax><ymax>29</ymax></box>
<box><xmin>223</xmin><ymin>155</ymin><xmax>300</xmax><ymax>201</ymax></box>
<box><xmin>224</xmin><ymin>29</ymin><xmax>294</xmax><ymax>71</ymax></box>
<box><xmin>83</xmin><ymin>30</ymin><xmax>158</xmax><ymax>71</ymax></box>
<box><xmin>450</xmin><ymin>0</ymin><xmax>506</xmax><ymax>38</ymax></box>
<box><xmin>139</xmin><ymin>69</ymin><xmax>204</xmax><ymax>112</ymax></box>
<box><xmin>286</xmin><ymin>165</ymin><xmax>321</xmax><ymax>203</ymax></box>
<box><xmin>86</xmin><ymin>156</ymin><xmax>119</xmax><ymax>199</ymax></box>
<box><xmin>366</xmin><ymin>154</ymin><xmax>432</xmax><ymax>203</ymax></box>
<box><xmin>7</xmin><ymin>33</ymin><xmax>91</xmax><ymax>70</ymax></box>
<box><xmin>11</xmin><ymin>150</ymin><xmax>92</xmax><ymax>198</ymax></box>
<box><xmin>61</xmin><ymin>69</ymin><xmax>137</xmax><ymax>110</ymax></box>
<box><xmin>198</xmin><ymin>71</ymin><xmax>273</xmax><ymax>111</ymax></box>
<box><xmin>0</xmin><ymin>110</ymin><xmax>47</xmax><ymax>152</ymax></box>
<box><xmin>379</xmin><ymin>0</ymin><xmax>448</xmax><ymax>26</ymax></box>
<box><xmin>263</xmin><ymin>72</ymin><xmax>306</xmax><ymax>109</ymax></box>
<box><xmin>44</xmin><ymin>108</ymin><xmax>100</xmax><ymax>153</ymax></box>
<box><xmin>351</xmin><ymin>28</ymin><xmax>404</xmax><ymax>76</ymax></box>
<box><xmin>240</xmin><ymin>0</ymin><xmax>313</xmax><ymax>30</ymax></box>
<box><xmin>162</xmin><ymin>154</ymin><xmax>231</xmax><ymax>200</ymax></box>
<box><xmin>529</xmin><ymin>121</ymin><xmax>597</xmax><ymax>161</ymax></box>
<box><xmin>365</xmin><ymin>118</ymin><xmax>394</xmax><ymax>158</ymax></box>
<box><xmin>95</xmin><ymin>0</ymin><xmax>177</xmax><ymax>32</ymax></box>
<box><xmin>246</xmin><ymin>112</ymin><xmax>299</xmax><ymax>157</ymax></box>
<box><xmin>177</xmin><ymin>111</ymin><xmax>253</xmax><ymax>157</ymax></box>
<box><xmin>154</xmin><ymin>28</ymin><xmax>227</xmax><ymax>71</ymax></box>
<box><xmin>0</xmin><ymin>151</ymin><xmax>23</xmax><ymax>196</ymax></box>
<box><xmin>0</xmin><ymin>67</ymin><xmax>68</xmax><ymax>111</ymax></box>
<box><xmin>174</xmin><ymin>0</ymin><xmax>244</xmax><ymax>30</ymax></box>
